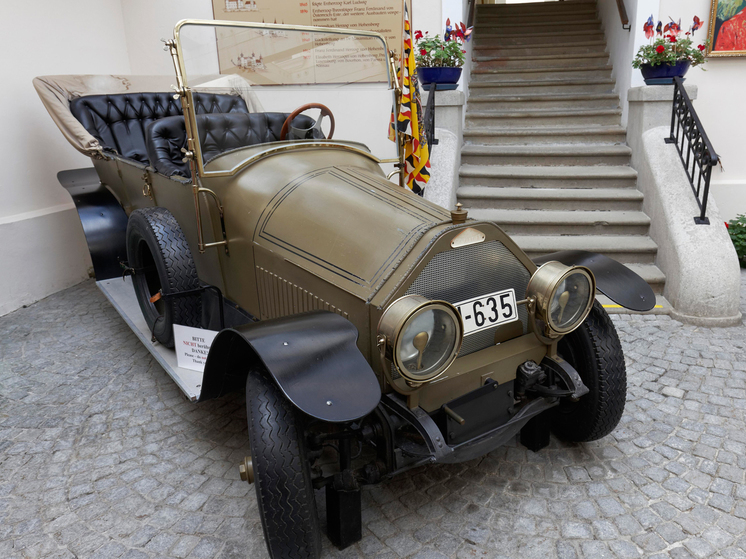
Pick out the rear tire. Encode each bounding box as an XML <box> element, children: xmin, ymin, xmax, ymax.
<box><xmin>126</xmin><ymin>207</ymin><xmax>201</xmax><ymax>348</ymax></box>
<box><xmin>552</xmin><ymin>301</ymin><xmax>626</xmax><ymax>442</ymax></box>
<box><xmin>246</xmin><ymin>368</ymin><xmax>321</xmax><ymax>559</ymax></box>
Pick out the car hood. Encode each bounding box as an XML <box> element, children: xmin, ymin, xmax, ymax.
<box><xmin>251</xmin><ymin>162</ymin><xmax>451</xmax><ymax>300</ymax></box>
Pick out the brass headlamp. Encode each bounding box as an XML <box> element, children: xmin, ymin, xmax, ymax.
<box><xmin>377</xmin><ymin>295</ymin><xmax>463</xmax><ymax>384</ymax></box>
<box><xmin>526</xmin><ymin>261</ymin><xmax>596</xmax><ymax>341</ymax></box>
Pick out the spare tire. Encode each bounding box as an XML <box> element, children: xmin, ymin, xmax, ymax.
<box><xmin>126</xmin><ymin>207</ymin><xmax>201</xmax><ymax>348</ymax></box>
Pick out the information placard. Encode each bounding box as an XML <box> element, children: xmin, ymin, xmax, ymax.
<box><xmin>174</xmin><ymin>325</ymin><xmax>219</xmax><ymax>373</ymax></box>
<box><xmin>211</xmin><ymin>0</ymin><xmax>404</xmax><ymax>84</ymax></box>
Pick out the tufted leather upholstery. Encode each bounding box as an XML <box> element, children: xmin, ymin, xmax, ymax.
<box><xmin>70</xmin><ymin>92</ymin><xmax>249</xmax><ymax>164</ymax></box>
<box><xmin>145</xmin><ymin>112</ymin><xmax>321</xmax><ymax>177</ymax></box>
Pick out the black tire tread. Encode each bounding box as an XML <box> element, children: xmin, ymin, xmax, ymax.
<box><xmin>554</xmin><ymin>300</ymin><xmax>626</xmax><ymax>442</ymax></box>
<box><xmin>247</xmin><ymin>369</ymin><xmax>321</xmax><ymax>559</ymax></box>
<box><xmin>127</xmin><ymin>207</ymin><xmax>201</xmax><ymax>347</ymax></box>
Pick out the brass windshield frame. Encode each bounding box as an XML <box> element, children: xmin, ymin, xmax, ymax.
<box><xmin>170</xmin><ymin>19</ymin><xmax>400</xmax><ymax>179</ymax></box>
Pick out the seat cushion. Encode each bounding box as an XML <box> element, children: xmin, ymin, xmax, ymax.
<box><xmin>198</xmin><ymin>112</ymin><xmax>320</xmax><ymax>163</ymax></box>
<box><xmin>70</xmin><ymin>92</ymin><xmax>249</xmax><ymax>164</ymax></box>
<box><xmin>146</xmin><ymin>112</ymin><xmax>320</xmax><ymax>177</ymax></box>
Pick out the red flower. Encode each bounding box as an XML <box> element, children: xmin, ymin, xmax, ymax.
<box><xmin>420</xmin><ymin>48</ymin><xmax>427</xmax><ymax>56</ymax></box>
<box><xmin>669</xmin><ymin>35</ymin><xmax>677</xmax><ymax>43</ymax></box>
<box><xmin>725</xmin><ymin>222</ymin><xmax>730</xmax><ymax>229</ymax></box>
<box><xmin>414</xmin><ymin>30</ymin><xmax>423</xmax><ymax>40</ymax></box>
<box><xmin>656</xmin><ymin>45</ymin><xmax>665</xmax><ymax>53</ymax></box>
<box><xmin>698</xmin><ymin>44</ymin><xmax>706</xmax><ymax>51</ymax></box>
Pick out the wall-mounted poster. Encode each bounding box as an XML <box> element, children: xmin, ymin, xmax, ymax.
<box><xmin>212</xmin><ymin>0</ymin><xmax>405</xmax><ymax>84</ymax></box>
<box><xmin>707</xmin><ymin>0</ymin><xmax>746</xmax><ymax>56</ymax></box>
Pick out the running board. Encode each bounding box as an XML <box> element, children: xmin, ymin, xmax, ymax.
<box><xmin>97</xmin><ymin>276</ymin><xmax>203</xmax><ymax>401</ymax></box>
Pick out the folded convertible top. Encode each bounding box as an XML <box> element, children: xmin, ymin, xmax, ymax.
<box><xmin>33</xmin><ymin>74</ymin><xmax>265</xmax><ymax>158</ymax></box>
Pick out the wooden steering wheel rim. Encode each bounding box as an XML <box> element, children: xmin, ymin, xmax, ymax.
<box><xmin>280</xmin><ymin>103</ymin><xmax>335</xmax><ymax>140</ymax></box>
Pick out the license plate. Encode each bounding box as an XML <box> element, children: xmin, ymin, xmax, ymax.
<box><xmin>455</xmin><ymin>289</ymin><xmax>519</xmax><ymax>336</ymax></box>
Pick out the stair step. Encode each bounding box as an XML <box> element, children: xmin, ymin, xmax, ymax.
<box><xmin>474</xmin><ymin>21</ymin><xmax>602</xmax><ymax>34</ymax></box>
<box><xmin>476</xmin><ymin>8</ymin><xmax>598</xmax><ymax>25</ymax></box>
<box><xmin>468</xmin><ymin>209</ymin><xmax>650</xmax><ymax>235</ymax></box>
<box><xmin>466</xmin><ymin>108</ymin><xmax>622</xmax><ymax>127</ymax></box>
<box><xmin>508</xmin><ymin>234</ymin><xmax>659</xmax><ymax>264</ymax></box>
<box><xmin>474</xmin><ymin>42</ymin><xmax>608</xmax><ymax>58</ymax></box>
<box><xmin>474</xmin><ymin>53</ymin><xmax>610</xmax><ymax>70</ymax></box>
<box><xmin>459</xmin><ymin>164</ymin><xmax>638</xmax><ymax>188</ymax></box>
<box><xmin>467</xmin><ymin>92</ymin><xmax>619</xmax><ymax>110</ymax></box>
<box><xmin>469</xmin><ymin>78</ymin><xmax>615</xmax><ymax>95</ymax></box>
<box><xmin>476</xmin><ymin>0</ymin><xmax>597</xmax><ymax>16</ymax></box>
<box><xmin>476</xmin><ymin>30</ymin><xmax>606</xmax><ymax>46</ymax></box>
<box><xmin>456</xmin><ymin>186</ymin><xmax>644</xmax><ymax>211</ymax></box>
<box><xmin>463</xmin><ymin>125</ymin><xmax>627</xmax><ymax>146</ymax></box>
<box><xmin>461</xmin><ymin>144</ymin><xmax>631</xmax><ymax>166</ymax></box>
<box><xmin>471</xmin><ymin>66</ymin><xmax>613</xmax><ymax>83</ymax></box>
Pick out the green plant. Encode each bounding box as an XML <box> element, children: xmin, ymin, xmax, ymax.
<box><xmin>727</xmin><ymin>215</ymin><xmax>746</xmax><ymax>267</ymax></box>
<box><xmin>632</xmin><ymin>15</ymin><xmax>707</xmax><ymax>69</ymax></box>
<box><xmin>414</xmin><ymin>20</ymin><xmax>467</xmax><ymax>68</ymax></box>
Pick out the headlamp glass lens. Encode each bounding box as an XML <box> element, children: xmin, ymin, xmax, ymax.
<box><xmin>398</xmin><ymin>307</ymin><xmax>459</xmax><ymax>379</ymax></box>
<box><xmin>549</xmin><ymin>271</ymin><xmax>592</xmax><ymax>331</ymax></box>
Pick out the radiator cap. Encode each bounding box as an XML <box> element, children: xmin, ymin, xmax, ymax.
<box><xmin>451</xmin><ymin>203</ymin><xmax>468</xmax><ymax>225</ymax></box>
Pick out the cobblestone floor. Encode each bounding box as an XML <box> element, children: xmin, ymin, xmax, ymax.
<box><xmin>1</xmin><ymin>273</ymin><xmax>746</xmax><ymax>559</ymax></box>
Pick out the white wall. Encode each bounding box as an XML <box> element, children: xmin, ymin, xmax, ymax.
<box><xmin>657</xmin><ymin>0</ymin><xmax>746</xmax><ymax>221</ymax></box>
<box><xmin>1</xmin><ymin>0</ymin><xmax>132</xmax><ymax>316</ymax></box>
<box><xmin>598</xmin><ymin>0</ymin><xmax>660</xmax><ymax>125</ymax></box>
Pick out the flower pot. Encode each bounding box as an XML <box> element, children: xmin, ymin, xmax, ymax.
<box><xmin>417</xmin><ymin>67</ymin><xmax>462</xmax><ymax>91</ymax></box>
<box><xmin>640</xmin><ymin>60</ymin><xmax>691</xmax><ymax>85</ymax></box>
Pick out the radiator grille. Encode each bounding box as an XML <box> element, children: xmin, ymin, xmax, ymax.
<box><xmin>405</xmin><ymin>240</ymin><xmax>531</xmax><ymax>356</ymax></box>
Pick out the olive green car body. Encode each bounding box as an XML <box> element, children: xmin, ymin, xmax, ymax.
<box><xmin>91</xmin><ymin>143</ymin><xmax>548</xmax><ymax>414</ymax></box>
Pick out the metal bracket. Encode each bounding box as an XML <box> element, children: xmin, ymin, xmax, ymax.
<box><xmin>540</xmin><ymin>356</ymin><xmax>589</xmax><ymax>399</ymax></box>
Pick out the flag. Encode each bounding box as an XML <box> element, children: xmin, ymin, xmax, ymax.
<box><xmin>389</xmin><ymin>2</ymin><xmax>430</xmax><ymax>195</ymax></box>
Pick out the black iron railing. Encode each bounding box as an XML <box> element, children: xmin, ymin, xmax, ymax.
<box><xmin>665</xmin><ymin>76</ymin><xmax>719</xmax><ymax>225</ymax></box>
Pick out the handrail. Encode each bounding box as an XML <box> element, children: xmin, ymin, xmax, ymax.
<box><xmin>665</xmin><ymin>76</ymin><xmax>719</xmax><ymax>225</ymax></box>
<box><xmin>466</xmin><ymin>0</ymin><xmax>477</xmax><ymax>30</ymax></box>
<box><xmin>616</xmin><ymin>0</ymin><xmax>631</xmax><ymax>30</ymax></box>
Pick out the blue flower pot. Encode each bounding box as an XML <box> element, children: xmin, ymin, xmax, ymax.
<box><xmin>640</xmin><ymin>60</ymin><xmax>691</xmax><ymax>85</ymax></box>
<box><xmin>417</xmin><ymin>67</ymin><xmax>462</xmax><ymax>91</ymax></box>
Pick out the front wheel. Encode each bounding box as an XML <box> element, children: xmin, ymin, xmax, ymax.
<box><xmin>246</xmin><ymin>367</ymin><xmax>321</xmax><ymax>559</ymax></box>
<box><xmin>552</xmin><ymin>301</ymin><xmax>627</xmax><ymax>442</ymax></box>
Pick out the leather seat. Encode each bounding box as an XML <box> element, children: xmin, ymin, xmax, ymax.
<box><xmin>70</xmin><ymin>92</ymin><xmax>249</xmax><ymax>164</ymax></box>
<box><xmin>146</xmin><ymin>112</ymin><xmax>321</xmax><ymax>177</ymax></box>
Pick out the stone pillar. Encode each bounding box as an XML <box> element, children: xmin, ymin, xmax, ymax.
<box><xmin>420</xmin><ymin>88</ymin><xmax>465</xmax><ymax>211</ymax></box>
<box><xmin>626</xmin><ymin>84</ymin><xmax>697</xmax><ymax>169</ymax></box>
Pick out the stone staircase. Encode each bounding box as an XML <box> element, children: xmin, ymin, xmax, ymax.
<box><xmin>458</xmin><ymin>0</ymin><xmax>665</xmax><ymax>294</ymax></box>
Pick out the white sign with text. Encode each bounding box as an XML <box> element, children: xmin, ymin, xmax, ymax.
<box><xmin>174</xmin><ymin>324</ymin><xmax>219</xmax><ymax>373</ymax></box>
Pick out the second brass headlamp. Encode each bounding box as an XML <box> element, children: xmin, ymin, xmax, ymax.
<box><xmin>526</xmin><ymin>261</ymin><xmax>596</xmax><ymax>341</ymax></box>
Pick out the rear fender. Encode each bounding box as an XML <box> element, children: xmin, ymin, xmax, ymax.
<box><xmin>533</xmin><ymin>250</ymin><xmax>655</xmax><ymax>312</ymax></box>
<box><xmin>200</xmin><ymin>311</ymin><xmax>381</xmax><ymax>423</ymax></box>
<box><xmin>58</xmin><ymin>167</ymin><xmax>128</xmax><ymax>280</ymax></box>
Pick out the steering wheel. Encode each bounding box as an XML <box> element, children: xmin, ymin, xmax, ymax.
<box><xmin>280</xmin><ymin>103</ymin><xmax>335</xmax><ymax>141</ymax></box>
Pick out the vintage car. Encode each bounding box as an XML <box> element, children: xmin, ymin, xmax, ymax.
<box><xmin>35</xmin><ymin>19</ymin><xmax>654</xmax><ymax>559</ymax></box>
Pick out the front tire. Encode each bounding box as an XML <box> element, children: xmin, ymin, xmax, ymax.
<box><xmin>246</xmin><ymin>368</ymin><xmax>321</xmax><ymax>559</ymax></box>
<box><xmin>552</xmin><ymin>301</ymin><xmax>626</xmax><ymax>442</ymax></box>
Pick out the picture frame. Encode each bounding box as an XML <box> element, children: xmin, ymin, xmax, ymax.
<box><xmin>707</xmin><ymin>0</ymin><xmax>746</xmax><ymax>56</ymax></box>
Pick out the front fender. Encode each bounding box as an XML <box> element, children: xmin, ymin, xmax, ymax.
<box><xmin>200</xmin><ymin>311</ymin><xmax>381</xmax><ymax>423</ymax></box>
<box><xmin>533</xmin><ymin>250</ymin><xmax>656</xmax><ymax>312</ymax></box>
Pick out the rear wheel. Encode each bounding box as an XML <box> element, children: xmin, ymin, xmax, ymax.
<box><xmin>246</xmin><ymin>367</ymin><xmax>321</xmax><ymax>559</ymax></box>
<box><xmin>126</xmin><ymin>207</ymin><xmax>201</xmax><ymax>348</ymax></box>
<box><xmin>552</xmin><ymin>301</ymin><xmax>626</xmax><ymax>442</ymax></box>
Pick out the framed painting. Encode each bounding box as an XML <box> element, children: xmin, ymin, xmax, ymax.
<box><xmin>707</xmin><ymin>0</ymin><xmax>746</xmax><ymax>56</ymax></box>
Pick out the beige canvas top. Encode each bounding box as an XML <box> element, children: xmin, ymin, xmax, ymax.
<box><xmin>33</xmin><ymin>74</ymin><xmax>265</xmax><ymax>159</ymax></box>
